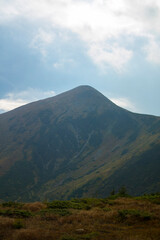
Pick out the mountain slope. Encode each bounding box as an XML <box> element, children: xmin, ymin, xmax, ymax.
<box><xmin>0</xmin><ymin>85</ymin><xmax>160</xmax><ymax>201</ymax></box>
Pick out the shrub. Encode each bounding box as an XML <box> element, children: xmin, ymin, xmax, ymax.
<box><xmin>135</xmin><ymin>193</ymin><xmax>160</xmax><ymax>204</ymax></box>
<box><xmin>118</xmin><ymin>186</ymin><xmax>129</xmax><ymax>197</ymax></box>
<box><xmin>0</xmin><ymin>209</ymin><xmax>32</xmax><ymax>218</ymax></box>
<box><xmin>118</xmin><ymin>209</ymin><xmax>152</xmax><ymax>222</ymax></box>
<box><xmin>102</xmin><ymin>207</ymin><xmax>111</xmax><ymax>212</ymax></box>
<box><xmin>47</xmin><ymin>199</ymin><xmax>95</xmax><ymax>210</ymax></box>
<box><xmin>47</xmin><ymin>201</ymin><xmax>70</xmax><ymax>209</ymax></box>
<box><xmin>2</xmin><ymin>201</ymin><xmax>23</xmax><ymax>208</ymax></box>
<box><xmin>40</xmin><ymin>208</ymin><xmax>71</xmax><ymax>217</ymax></box>
<box><xmin>61</xmin><ymin>236</ymin><xmax>77</xmax><ymax>240</ymax></box>
<box><xmin>80</xmin><ymin>232</ymin><xmax>98</xmax><ymax>239</ymax></box>
<box><xmin>13</xmin><ymin>219</ymin><xmax>24</xmax><ymax>229</ymax></box>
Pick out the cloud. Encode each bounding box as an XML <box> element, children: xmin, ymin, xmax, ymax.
<box><xmin>0</xmin><ymin>88</ymin><xmax>55</xmax><ymax>113</ymax></box>
<box><xmin>123</xmin><ymin>0</ymin><xmax>160</xmax><ymax>35</ymax></box>
<box><xmin>88</xmin><ymin>43</ymin><xmax>133</xmax><ymax>72</ymax></box>
<box><xmin>110</xmin><ymin>97</ymin><xmax>137</xmax><ymax>112</ymax></box>
<box><xmin>0</xmin><ymin>98</ymin><xmax>27</xmax><ymax>113</ymax></box>
<box><xmin>53</xmin><ymin>58</ymin><xmax>74</xmax><ymax>69</ymax></box>
<box><xmin>144</xmin><ymin>37</ymin><xmax>160</xmax><ymax>64</ymax></box>
<box><xmin>1</xmin><ymin>0</ymin><xmax>160</xmax><ymax>70</ymax></box>
<box><xmin>0</xmin><ymin>1</ymin><xmax>19</xmax><ymax>23</ymax></box>
<box><xmin>30</xmin><ymin>28</ymin><xmax>55</xmax><ymax>57</ymax></box>
<box><xmin>53</xmin><ymin>62</ymin><xmax>63</xmax><ymax>69</ymax></box>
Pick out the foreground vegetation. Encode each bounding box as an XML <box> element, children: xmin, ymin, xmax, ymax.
<box><xmin>0</xmin><ymin>193</ymin><xmax>160</xmax><ymax>240</ymax></box>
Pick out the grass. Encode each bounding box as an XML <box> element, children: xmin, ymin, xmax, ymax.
<box><xmin>0</xmin><ymin>194</ymin><xmax>160</xmax><ymax>240</ymax></box>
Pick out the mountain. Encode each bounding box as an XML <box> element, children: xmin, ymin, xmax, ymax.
<box><xmin>0</xmin><ymin>85</ymin><xmax>160</xmax><ymax>201</ymax></box>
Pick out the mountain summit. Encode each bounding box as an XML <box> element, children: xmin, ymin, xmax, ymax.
<box><xmin>0</xmin><ymin>86</ymin><xmax>160</xmax><ymax>201</ymax></box>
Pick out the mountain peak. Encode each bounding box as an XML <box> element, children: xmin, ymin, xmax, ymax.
<box><xmin>0</xmin><ymin>85</ymin><xmax>116</xmax><ymax>119</ymax></box>
<box><xmin>49</xmin><ymin>84</ymin><xmax>117</xmax><ymax>115</ymax></box>
<box><xmin>0</xmin><ymin>85</ymin><xmax>160</xmax><ymax>201</ymax></box>
<box><xmin>72</xmin><ymin>85</ymin><xmax>95</xmax><ymax>90</ymax></box>
<box><xmin>55</xmin><ymin>85</ymin><xmax>100</xmax><ymax>98</ymax></box>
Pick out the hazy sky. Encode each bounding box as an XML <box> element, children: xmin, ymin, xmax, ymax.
<box><xmin>0</xmin><ymin>0</ymin><xmax>160</xmax><ymax>116</ymax></box>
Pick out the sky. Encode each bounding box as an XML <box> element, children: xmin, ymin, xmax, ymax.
<box><xmin>0</xmin><ymin>0</ymin><xmax>160</xmax><ymax>116</ymax></box>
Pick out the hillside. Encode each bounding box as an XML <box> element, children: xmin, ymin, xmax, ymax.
<box><xmin>0</xmin><ymin>85</ymin><xmax>160</xmax><ymax>201</ymax></box>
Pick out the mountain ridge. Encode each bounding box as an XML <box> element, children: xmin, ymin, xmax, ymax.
<box><xmin>0</xmin><ymin>85</ymin><xmax>160</xmax><ymax>201</ymax></box>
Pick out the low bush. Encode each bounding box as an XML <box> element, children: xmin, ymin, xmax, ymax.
<box><xmin>61</xmin><ymin>236</ymin><xmax>77</xmax><ymax>240</ymax></box>
<box><xmin>40</xmin><ymin>208</ymin><xmax>71</xmax><ymax>217</ymax></box>
<box><xmin>61</xmin><ymin>232</ymin><xmax>98</xmax><ymax>240</ymax></box>
<box><xmin>47</xmin><ymin>201</ymin><xmax>71</xmax><ymax>209</ymax></box>
<box><xmin>47</xmin><ymin>198</ymin><xmax>107</xmax><ymax>211</ymax></box>
<box><xmin>13</xmin><ymin>219</ymin><xmax>24</xmax><ymax>229</ymax></box>
<box><xmin>2</xmin><ymin>201</ymin><xmax>23</xmax><ymax>209</ymax></box>
<box><xmin>135</xmin><ymin>193</ymin><xmax>160</xmax><ymax>204</ymax></box>
<box><xmin>118</xmin><ymin>209</ymin><xmax>152</xmax><ymax>222</ymax></box>
<box><xmin>0</xmin><ymin>209</ymin><xmax>32</xmax><ymax>218</ymax></box>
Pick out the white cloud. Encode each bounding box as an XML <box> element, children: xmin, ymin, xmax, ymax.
<box><xmin>53</xmin><ymin>62</ymin><xmax>63</xmax><ymax>69</ymax></box>
<box><xmin>53</xmin><ymin>58</ymin><xmax>74</xmax><ymax>69</ymax></box>
<box><xmin>88</xmin><ymin>43</ymin><xmax>133</xmax><ymax>72</ymax></box>
<box><xmin>0</xmin><ymin>1</ymin><xmax>19</xmax><ymax>23</ymax></box>
<box><xmin>123</xmin><ymin>0</ymin><xmax>160</xmax><ymax>35</ymax></box>
<box><xmin>110</xmin><ymin>97</ymin><xmax>137</xmax><ymax>112</ymax></box>
<box><xmin>0</xmin><ymin>88</ymin><xmax>56</xmax><ymax>113</ymax></box>
<box><xmin>1</xmin><ymin>0</ymin><xmax>160</xmax><ymax>70</ymax></box>
<box><xmin>0</xmin><ymin>98</ymin><xmax>27</xmax><ymax>112</ymax></box>
<box><xmin>30</xmin><ymin>28</ymin><xmax>55</xmax><ymax>57</ymax></box>
<box><xmin>144</xmin><ymin>37</ymin><xmax>160</xmax><ymax>65</ymax></box>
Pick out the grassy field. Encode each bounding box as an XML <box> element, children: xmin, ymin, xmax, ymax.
<box><xmin>0</xmin><ymin>194</ymin><xmax>160</xmax><ymax>240</ymax></box>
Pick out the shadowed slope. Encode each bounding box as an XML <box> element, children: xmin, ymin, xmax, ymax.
<box><xmin>0</xmin><ymin>86</ymin><xmax>160</xmax><ymax>201</ymax></box>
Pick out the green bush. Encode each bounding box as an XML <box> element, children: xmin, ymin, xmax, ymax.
<box><xmin>118</xmin><ymin>186</ymin><xmax>129</xmax><ymax>197</ymax></box>
<box><xmin>47</xmin><ymin>200</ymin><xmax>71</xmax><ymax>209</ymax></box>
<box><xmin>47</xmin><ymin>198</ymin><xmax>102</xmax><ymax>210</ymax></box>
<box><xmin>61</xmin><ymin>236</ymin><xmax>77</xmax><ymax>240</ymax></box>
<box><xmin>40</xmin><ymin>208</ymin><xmax>71</xmax><ymax>216</ymax></box>
<box><xmin>118</xmin><ymin>209</ymin><xmax>152</xmax><ymax>222</ymax></box>
<box><xmin>80</xmin><ymin>232</ymin><xmax>98</xmax><ymax>239</ymax></box>
<box><xmin>102</xmin><ymin>207</ymin><xmax>111</xmax><ymax>212</ymax></box>
<box><xmin>0</xmin><ymin>209</ymin><xmax>32</xmax><ymax>218</ymax></box>
<box><xmin>60</xmin><ymin>232</ymin><xmax>98</xmax><ymax>240</ymax></box>
<box><xmin>2</xmin><ymin>201</ymin><xmax>23</xmax><ymax>208</ymax></box>
<box><xmin>13</xmin><ymin>219</ymin><xmax>24</xmax><ymax>229</ymax></box>
<box><xmin>135</xmin><ymin>193</ymin><xmax>160</xmax><ymax>204</ymax></box>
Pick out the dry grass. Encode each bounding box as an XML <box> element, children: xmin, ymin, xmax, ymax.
<box><xmin>0</xmin><ymin>197</ymin><xmax>160</xmax><ymax>240</ymax></box>
<box><xmin>23</xmin><ymin>202</ymin><xmax>46</xmax><ymax>212</ymax></box>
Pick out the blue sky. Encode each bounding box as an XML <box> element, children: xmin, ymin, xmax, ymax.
<box><xmin>0</xmin><ymin>0</ymin><xmax>160</xmax><ymax>116</ymax></box>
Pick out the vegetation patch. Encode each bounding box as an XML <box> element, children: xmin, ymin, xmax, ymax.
<box><xmin>12</xmin><ymin>219</ymin><xmax>24</xmax><ymax>229</ymax></box>
<box><xmin>0</xmin><ymin>209</ymin><xmax>32</xmax><ymax>218</ymax></box>
<box><xmin>0</xmin><ymin>195</ymin><xmax>160</xmax><ymax>240</ymax></box>
<box><xmin>118</xmin><ymin>209</ymin><xmax>152</xmax><ymax>222</ymax></box>
<box><xmin>61</xmin><ymin>236</ymin><xmax>77</xmax><ymax>240</ymax></box>
<box><xmin>135</xmin><ymin>193</ymin><xmax>160</xmax><ymax>204</ymax></box>
<box><xmin>40</xmin><ymin>208</ymin><xmax>71</xmax><ymax>217</ymax></box>
<box><xmin>47</xmin><ymin>200</ymin><xmax>71</xmax><ymax>209</ymax></box>
<box><xmin>46</xmin><ymin>198</ymin><xmax>107</xmax><ymax>210</ymax></box>
<box><xmin>61</xmin><ymin>232</ymin><xmax>98</xmax><ymax>240</ymax></box>
<box><xmin>2</xmin><ymin>201</ymin><xmax>24</xmax><ymax>209</ymax></box>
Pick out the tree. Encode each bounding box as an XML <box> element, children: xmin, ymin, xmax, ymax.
<box><xmin>110</xmin><ymin>188</ymin><xmax>115</xmax><ymax>196</ymax></box>
<box><xmin>118</xmin><ymin>186</ymin><xmax>128</xmax><ymax>197</ymax></box>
